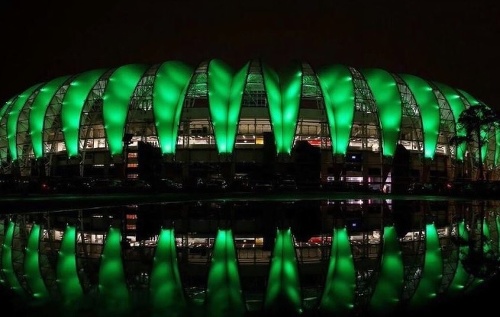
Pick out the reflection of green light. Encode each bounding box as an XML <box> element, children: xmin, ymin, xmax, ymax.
<box><xmin>362</xmin><ymin>69</ymin><xmax>402</xmax><ymax>157</ymax></box>
<box><xmin>447</xmin><ymin>220</ymin><xmax>470</xmax><ymax>296</ymax></box>
<box><xmin>264</xmin><ymin>228</ymin><xmax>302</xmax><ymax>314</ymax></box>
<box><xmin>61</xmin><ymin>69</ymin><xmax>107</xmax><ymax>158</ymax></box>
<box><xmin>409</xmin><ymin>223</ymin><xmax>443</xmax><ymax>309</ymax></box>
<box><xmin>57</xmin><ymin>225</ymin><xmax>83</xmax><ymax>307</ymax></box>
<box><xmin>369</xmin><ymin>225</ymin><xmax>404</xmax><ymax>315</ymax></box>
<box><xmin>153</xmin><ymin>61</ymin><xmax>193</xmax><ymax>155</ymax></box>
<box><xmin>29</xmin><ymin>76</ymin><xmax>70</xmax><ymax>158</ymax></box>
<box><xmin>400</xmin><ymin>74</ymin><xmax>440</xmax><ymax>159</ymax></box>
<box><xmin>150</xmin><ymin>228</ymin><xmax>186</xmax><ymax>316</ymax></box>
<box><xmin>262</xmin><ymin>63</ymin><xmax>302</xmax><ymax>155</ymax></box>
<box><xmin>481</xmin><ymin>217</ymin><xmax>491</xmax><ymax>254</ymax></box>
<box><xmin>2</xmin><ymin>221</ymin><xmax>24</xmax><ymax>296</ymax></box>
<box><xmin>7</xmin><ymin>84</ymin><xmax>41</xmax><ymax>161</ymax></box>
<box><xmin>434</xmin><ymin>82</ymin><xmax>466</xmax><ymax>161</ymax></box>
<box><xmin>98</xmin><ymin>227</ymin><xmax>129</xmax><ymax>314</ymax></box>
<box><xmin>317</xmin><ymin>65</ymin><xmax>355</xmax><ymax>156</ymax></box>
<box><xmin>208</xmin><ymin>59</ymin><xmax>249</xmax><ymax>154</ymax></box>
<box><xmin>206</xmin><ymin>229</ymin><xmax>245</xmax><ymax>317</ymax></box>
<box><xmin>319</xmin><ymin>227</ymin><xmax>356</xmax><ymax>315</ymax></box>
<box><xmin>25</xmin><ymin>224</ymin><xmax>50</xmax><ymax>301</ymax></box>
<box><xmin>103</xmin><ymin>64</ymin><xmax>148</xmax><ymax>156</ymax></box>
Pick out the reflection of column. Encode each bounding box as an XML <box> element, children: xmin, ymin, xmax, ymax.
<box><xmin>264</xmin><ymin>228</ymin><xmax>302</xmax><ymax>315</ymax></box>
<box><xmin>381</xmin><ymin>156</ymin><xmax>392</xmax><ymax>192</ymax></box>
<box><xmin>421</xmin><ymin>158</ymin><xmax>431</xmax><ymax>183</ymax></box>
<box><xmin>122</xmin><ymin>133</ymin><xmax>133</xmax><ymax>179</ymax></box>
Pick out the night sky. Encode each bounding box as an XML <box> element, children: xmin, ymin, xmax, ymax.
<box><xmin>0</xmin><ymin>1</ymin><xmax>499</xmax><ymax>109</ymax></box>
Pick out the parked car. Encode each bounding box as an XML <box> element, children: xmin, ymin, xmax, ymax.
<box><xmin>122</xmin><ymin>179</ymin><xmax>152</xmax><ymax>193</ymax></box>
<box><xmin>151</xmin><ymin>178</ymin><xmax>183</xmax><ymax>192</ymax></box>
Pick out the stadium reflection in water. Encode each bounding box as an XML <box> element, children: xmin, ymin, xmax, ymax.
<box><xmin>1</xmin><ymin>197</ymin><xmax>499</xmax><ymax>317</ymax></box>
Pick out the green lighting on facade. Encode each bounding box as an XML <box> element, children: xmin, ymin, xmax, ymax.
<box><xmin>264</xmin><ymin>228</ymin><xmax>302</xmax><ymax>314</ymax></box>
<box><xmin>317</xmin><ymin>65</ymin><xmax>355</xmax><ymax>156</ymax></box>
<box><xmin>150</xmin><ymin>228</ymin><xmax>186</xmax><ymax>316</ymax></box>
<box><xmin>0</xmin><ymin>98</ymin><xmax>14</xmax><ymax>160</ymax></box>
<box><xmin>400</xmin><ymin>74</ymin><xmax>440</xmax><ymax>159</ymax></box>
<box><xmin>98</xmin><ymin>227</ymin><xmax>129</xmax><ymax>314</ymax></box>
<box><xmin>206</xmin><ymin>228</ymin><xmax>245</xmax><ymax>317</ymax></box>
<box><xmin>459</xmin><ymin>89</ymin><xmax>492</xmax><ymax>164</ymax></box>
<box><xmin>103</xmin><ymin>64</ymin><xmax>148</xmax><ymax>156</ymax></box>
<box><xmin>208</xmin><ymin>59</ymin><xmax>250</xmax><ymax>154</ymax></box>
<box><xmin>153</xmin><ymin>61</ymin><xmax>193</xmax><ymax>155</ymax></box>
<box><xmin>496</xmin><ymin>129</ymin><xmax>500</xmax><ymax>167</ymax></box>
<box><xmin>61</xmin><ymin>69</ymin><xmax>106</xmax><ymax>158</ymax></box>
<box><xmin>497</xmin><ymin>216</ymin><xmax>500</xmax><ymax>254</ymax></box>
<box><xmin>319</xmin><ymin>227</ymin><xmax>356</xmax><ymax>315</ymax></box>
<box><xmin>262</xmin><ymin>63</ymin><xmax>302</xmax><ymax>155</ymax></box>
<box><xmin>29</xmin><ymin>76</ymin><xmax>70</xmax><ymax>159</ymax></box>
<box><xmin>7</xmin><ymin>84</ymin><xmax>41</xmax><ymax>161</ymax></box>
<box><xmin>362</xmin><ymin>69</ymin><xmax>402</xmax><ymax>157</ymax></box>
<box><xmin>434</xmin><ymin>82</ymin><xmax>466</xmax><ymax>161</ymax></box>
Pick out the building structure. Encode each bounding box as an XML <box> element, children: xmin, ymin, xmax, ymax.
<box><xmin>0</xmin><ymin>59</ymin><xmax>498</xmax><ymax>191</ymax></box>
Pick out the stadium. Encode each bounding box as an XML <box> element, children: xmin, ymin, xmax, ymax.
<box><xmin>0</xmin><ymin>58</ymin><xmax>498</xmax><ymax>191</ymax></box>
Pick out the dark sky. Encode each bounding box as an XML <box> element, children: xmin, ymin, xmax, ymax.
<box><xmin>1</xmin><ymin>1</ymin><xmax>499</xmax><ymax>109</ymax></box>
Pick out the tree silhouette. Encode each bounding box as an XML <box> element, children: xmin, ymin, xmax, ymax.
<box><xmin>449</xmin><ymin>103</ymin><xmax>500</xmax><ymax>181</ymax></box>
<box><xmin>449</xmin><ymin>104</ymin><xmax>500</xmax><ymax>279</ymax></box>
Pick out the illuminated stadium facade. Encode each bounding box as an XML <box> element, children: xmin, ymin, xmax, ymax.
<box><xmin>0</xmin><ymin>59</ymin><xmax>499</xmax><ymax>188</ymax></box>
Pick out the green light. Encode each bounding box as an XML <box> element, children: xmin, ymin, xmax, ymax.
<box><xmin>150</xmin><ymin>228</ymin><xmax>186</xmax><ymax>316</ymax></box>
<box><xmin>153</xmin><ymin>61</ymin><xmax>193</xmax><ymax>155</ymax></box>
<box><xmin>61</xmin><ymin>69</ymin><xmax>107</xmax><ymax>158</ymax></box>
<box><xmin>262</xmin><ymin>63</ymin><xmax>302</xmax><ymax>155</ymax></box>
<box><xmin>7</xmin><ymin>84</ymin><xmax>41</xmax><ymax>161</ymax></box>
<box><xmin>264</xmin><ymin>228</ymin><xmax>302</xmax><ymax>314</ymax></box>
<box><xmin>206</xmin><ymin>228</ymin><xmax>245</xmax><ymax>317</ymax></box>
<box><xmin>29</xmin><ymin>76</ymin><xmax>70</xmax><ymax>158</ymax></box>
<box><xmin>1</xmin><ymin>220</ymin><xmax>24</xmax><ymax>296</ymax></box>
<box><xmin>25</xmin><ymin>223</ymin><xmax>50</xmax><ymax>301</ymax></box>
<box><xmin>0</xmin><ymin>98</ymin><xmax>15</xmax><ymax>160</ymax></box>
<box><xmin>98</xmin><ymin>227</ymin><xmax>129</xmax><ymax>314</ymax></box>
<box><xmin>497</xmin><ymin>216</ymin><xmax>500</xmax><ymax>254</ymax></box>
<box><xmin>434</xmin><ymin>82</ymin><xmax>466</xmax><ymax>161</ymax></box>
<box><xmin>319</xmin><ymin>227</ymin><xmax>356</xmax><ymax>315</ymax></box>
<box><xmin>400</xmin><ymin>74</ymin><xmax>440</xmax><ymax>159</ymax></box>
<box><xmin>317</xmin><ymin>65</ymin><xmax>355</xmax><ymax>156</ymax></box>
<box><xmin>447</xmin><ymin>220</ymin><xmax>471</xmax><ymax>296</ymax></box>
<box><xmin>57</xmin><ymin>225</ymin><xmax>83</xmax><ymax>307</ymax></box>
<box><xmin>495</xmin><ymin>127</ymin><xmax>500</xmax><ymax>167</ymax></box>
<box><xmin>208</xmin><ymin>59</ymin><xmax>250</xmax><ymax>154</ymax></box>
<box><xmin>369</xmin><ymin>225</ymin><xmax>404</xmax><ymax>315</ymax></box>
<box><xmin>362</xmin><ymin>69</ymin><xmax>402</xmax><ymax>157</ymax></box>
<box><xmin>103</xmin><ymin>64</ymin><xmax>148</xmax><ymax>156</ymax></box>
<box><xmin>459</xmin><ymin>89</ymin><xmax>490</xmax><ymax>164</ymax></box>
<box><xmin>409</xmin><ymin>223</ymin><xmax>443</xmax><ymax>309</ymax></box>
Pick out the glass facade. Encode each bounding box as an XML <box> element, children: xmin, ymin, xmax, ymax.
<box><xmin>0</xmin><ymin>59</ymin><xmax>497</xmax><ymax>182</ymax></box>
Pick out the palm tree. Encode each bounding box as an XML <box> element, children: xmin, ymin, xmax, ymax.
<box><xmin>449</xmin><ymin>103</ymin><xmax>500</xmax><ymax>181</ymax></box>
<box><xmin>449</xmin><ymin>103</ymin><xmax>500</xmax><ymax>279</ymax></box>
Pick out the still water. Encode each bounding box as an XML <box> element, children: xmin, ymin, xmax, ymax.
<box><xmin>1</xmin><ymin>196</ymin><xmax>499</xmax><ymax>317</ymax></box>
